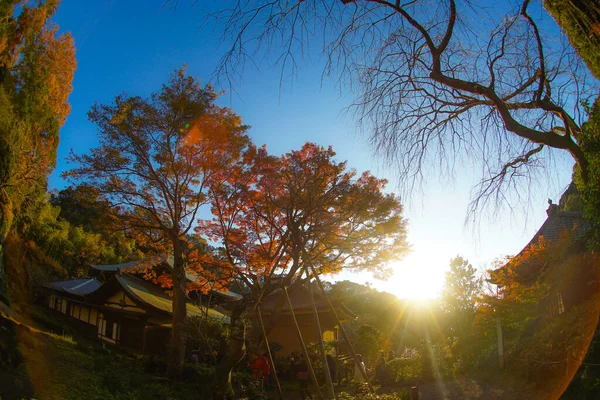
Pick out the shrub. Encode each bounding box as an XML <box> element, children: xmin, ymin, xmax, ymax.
<box><xmin>338</xmin><ymin>390</ymin><xmax>411</xmax><ymax>399</ymax></box>
<box><xmin>232</xmin><ymin>371</ymin><xmax>268</xmax><ymax>400</ymax></box>
<box><xmin>386</xmin><ymin>356</ymin><xmax>422</xmax><ymax>384</ymax></box>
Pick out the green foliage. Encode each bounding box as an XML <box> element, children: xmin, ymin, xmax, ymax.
<box><xmin>0</xmin><ymin>243</ymin><xmax>6</xmax><ymax>302</ymax></box>
<box><xmin>231</xmin><ymin>371</ymin><xmax>269</xmax><ymax>400</ymax></box>
<box><xmin>440</xmin><ymin>256</ymin><xmax>482</xmax><ymax>367</ymax></box>
<box><xmin>2</xmin><ymin>305</ymin><xmax>268</xmax><ymax>400</ymax></box>
<box><xmin>576</xmin><ymin>98</ymin><xmax>600</xmax><ymax>249</ymax></box>
<box><xmin>50</xmin><ymin>185</ymin><xmax>116</xmax><ymax>233</ymax></box>
<box><xmin>386</xmin><ymin>357</ymin><xmax>422</xmax><ymax>384</ymax></box>
<box><xmin>0</xmin><ymin>0</ymin><xmax>76</xmax><ymax>237</ymax></box>
<box><xmin>337</xmin><ymin>390</ymin><xmax>411</xmax><ymax>400</ymax></box>
<box><xmin>544</xmin><ymin>0</ymin><xmax>600</xmax><ymax>80</ymax></box>
<box><xmin>18</xmin><ymin>194</ymin><xmax>140</xmax><ymax>279</ymax></box>
<box><xmin>327</xmin><ymin>281</ymin><xmax>407</xmax><ymax>351</ymax></box>
<box><xmin>563</xmin><ymin>193</ymin><xmax>583</xmax><ymax>212</ymax></box>
<box><xmin>184</xmin><ymin>316</ymin><xmax>229</xmax><ymax>364</ymax></box>
<box><xmin>475</xmin><ymin>234</ymin><xmax>600</xmax><ymax>397</ymax></box>
<box><xmin>354</xmin><ymin>324</ymin><xmax>384</xmax><ymax>365</ymax></box>
<box><xmin>562</xmin><ymin>323</ymin><xmax>600</xmax><ymax>399</ymax></box>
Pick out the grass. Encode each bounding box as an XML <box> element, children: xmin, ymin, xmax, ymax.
<box><xmin>1</xmin><ymin>305</ymin><xmax>207</xmax><ymax>400</ymax></box>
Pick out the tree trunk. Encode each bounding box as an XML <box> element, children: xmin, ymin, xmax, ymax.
<box><xmin>214</xmin><ymin>307</ymin><xmax>247</xmax><ymax>399</ymax></box>
<box><xmin>166</xmin><ymin>237</ymin><xmax>187</xmax><ymax>377</ymax></box>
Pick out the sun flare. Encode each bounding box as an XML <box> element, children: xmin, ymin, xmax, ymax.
<box><xmin>382</xmin><ymin>253</ymin><xmax>447</xmax><ymax>300</ymax></box>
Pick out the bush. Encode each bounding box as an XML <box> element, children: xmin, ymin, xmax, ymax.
<box><xmin>181</xmin><ymin>362</ymin><xmax>215</xmax><ymax>383</ymax></box>
<box><xmin>386</xmin><ymin>356</ymin><xmax>421</xmax><ymax>384</ymax></box>
<box><xmin>338</xmin><ymin>390</ymin><xmax>411</xmax><ymax>399</ymax></box>
<box><xmin>185</xmin><ymin>316</ymin><xmax>229</xmax><ymax>364</ymax></box>
<box><xmin>232</xmin><ymin>371</ymin><xmax>268</xmax><ymax>400</ymax></box>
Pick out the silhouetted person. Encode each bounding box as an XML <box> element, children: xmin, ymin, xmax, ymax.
<box><xmin>326</xmin><ymin>354</ymin><xmax>337</xmax><ymax>385</ymax></box>
<box><xmin>248</xmin><ymin>350</ymin><xmax>270</xmax><ymax>387</ymax></box>
<box><xmin>292</xmin><ymin>353</ymin><xmax>312</xmax><ymax>399</ymax></box>
<box><xmin>375</xmin><ymin>351</ymin><xmax>387</xmax><ymax>386</ymax></box>
<box><xmin>353</xmin><ymin>354</ymin><xmax>369</xmax><ymax>395</ymax></box>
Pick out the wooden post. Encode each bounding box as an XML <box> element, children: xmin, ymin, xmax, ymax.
<box><xmin>283</xmin><ymin>286</ymin><xmax>324</xmax><ymax>399</ymax></box>
<box><xmin>496</xmin><ymin>315</ymin><xmax>504</xmax><ymax>369</ymax></box>
<box><xmin>257</xmin><ymin>306</ymin><xmax>284</xmax><ymax>400</ymax></box>
<box><xmin>307</xmin><ymin>269</ymin><xmax>337</xmax><ymax>400</ymax></box>
<box><xmin>410</xmin><ymin>386</ymin><xmax>419</xmax><ymax>400</ymax></box>
<box><xmin>308</xmin><ymin>265</ymin><xmax>375</xmax><ymax>393</ymax></box>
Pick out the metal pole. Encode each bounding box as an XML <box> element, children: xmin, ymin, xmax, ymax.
<box><xmin>307</xmin><ymin>269</ymin><xmax>337</xmax><ymax>399</ymax></box>
<box><xmin>257</xmin><ymin>306</ymin><xmax>284</xmax><ymax>400</ymax></box>
<box><xmin>283</xmin><ymin>286</ymin><xmax>324</xmax><ymax>399</ymax></box>
<box><xmin>308</xmin><ymin>265</ymin><xmax>375</xmax><ymax>393</ymax></box>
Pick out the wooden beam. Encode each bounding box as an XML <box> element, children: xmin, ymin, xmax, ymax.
<box><xmin>307</xmin><ymin>269</ymin><xmax>337</xmax><ymax>399</ymax></box>
<box><xmin>283</xmin><ymin>286</ymin><xmax>324</xmax><ymax>399</ymax></box>
<box><xmin>257</xmin><ymin>306</ymin><xmax>284</xmax><ymax>400</ymax></box>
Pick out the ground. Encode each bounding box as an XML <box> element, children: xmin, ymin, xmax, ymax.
<box><xmin>0</xmin><ymin>302</ymin><xmax>206</xmax><ymax>400</ymax></box>
<box><xmin>1</xmin><ymin>301</ymin><xmax>540</xmax><ymax>400</ymax></box>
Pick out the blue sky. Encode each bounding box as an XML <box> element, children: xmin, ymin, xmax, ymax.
<box><xmin>51</xmin><ymin>0</ymin><xmax>574</xmax><ymax>299</ymax></box>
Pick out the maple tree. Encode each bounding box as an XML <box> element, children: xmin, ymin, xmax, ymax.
<box><xmin>65</xmin><ymin>67</ymin><xmax>251</xmax><ymax>376</ymax></box>
<box><xmin>200</xmin><ymin>142</ymin><xmax>409</xmax><ymax>395</ymax></box>
<box><xmin>0</xmin><ymin>0</ymin><xmax>76</xmax><ymax>238</ymax></box>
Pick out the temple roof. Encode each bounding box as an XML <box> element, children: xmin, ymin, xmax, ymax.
<box><xmin>89</xmin><ymin>255</ymin><xmax>172</xmax><ymax>273</ymax></box>
<box><xmin>112</xmin><ymin>274</ymin><xmax>228</xmax><ymax>322</ymax></box>
<box><xmin>47</xmin><ymin>273</ymin><xmax>229</xmax><ymax>322</ymax></box>
<box><xmin>259</xmin><ymin>281</ymin><xmax>357</xmax><ymax>321</ymax></box>
<box><xmin>523</xmin><ymin>211</ymin><xmax>591</xmax><ymax>248</ymax></box>
<box><xmin>490</xmin><ymin>210</ymin><xmax>591</xmax><ymax>284</ymax></box>
<box><xmin>45</xmin><ymin>278</ymin><xmax>102</xmax><ymax>297</ymax></box>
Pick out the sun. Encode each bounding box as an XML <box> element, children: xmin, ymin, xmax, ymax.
<box><xmin>379</xmin><ymin>252</ymin><xmax>447</xmax><ymax>300</ymax></box>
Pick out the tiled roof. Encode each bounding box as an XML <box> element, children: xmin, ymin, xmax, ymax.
<box><xmin>89</xmin><ymin>255</ymin><xmax>171</xmax><ymax>272</ymax></box>
<box><xmin>45</xmin><ymin>278</ymin><xmax>102</xmax><ymax>297</ymax></box>
<box><xmin>525</xmin><ymin>211</ymin><xmax>591</xmax><ymax>247</ymax></box>
<box><xmin>260</xmin><ymin>282</ymin><xmax>357</xmax><ymax>320</ymax></box>
<box><xmin>115</xmin><ymin>274</ymin><xmax>229</xmax><ymax>322</ymax></box>
<box><xmin>490</xmin><ymin>210</ymin><xmax>591</xmax><ymax>283</ymax></box>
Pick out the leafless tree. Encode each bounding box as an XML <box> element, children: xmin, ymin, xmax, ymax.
<box><xmin>195</xmin><ymin>0</ymin><xmax>598</xmax><ymax>216</ymax></box>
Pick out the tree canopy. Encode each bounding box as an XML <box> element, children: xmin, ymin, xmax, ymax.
<box><xmin>200</xmin><ymin>141</ymin><xmax>409</xmax><ymax>394</ymax></box>
<box><xmin>0</xmin><ymin>0</ymin><xmax>76</xmax><ymax>237</ymax></box>
<box><xmin>65</xmin><ymin>67</ymin><xmax>252</xmax><ymax>376</ymax></box>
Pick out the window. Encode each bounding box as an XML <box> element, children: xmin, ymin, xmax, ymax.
<box><xmin>97</xmin><ymin>313</ymin><xmax>119</xmax><ymax>344</ymax></box>
<box><xmin>48</xmin><ymin>295</ymin><xmax>56</xmax><ymax>309</ymax></box>
<box><xmin>89</xmin><ymin>309</ymin><xmax>98</xmax><ymax>326</ymax></box>
<box><xmin>60</xmin><ymin>299</ymin><xmax>68</xmax><ymax>314</ymax></box>
<box><xmin>70</xmin><ymin>303</ymin><xmax>80</xmax><ymax>318</ymax></box>
<box><xmin>553</xmin><ymin>293</ymin><xmax>565</xmax><ymax>316</ymax></box>
<box><xmin>80</xmin><ymin>306</ymin><xmax>90</xmax><ymax>323</ymax></box>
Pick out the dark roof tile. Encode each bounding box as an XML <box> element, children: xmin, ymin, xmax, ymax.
<box><xmin>45</xmin><ymin>278</ymin><xmax>102</xmax><ymax>296</ymax></box>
